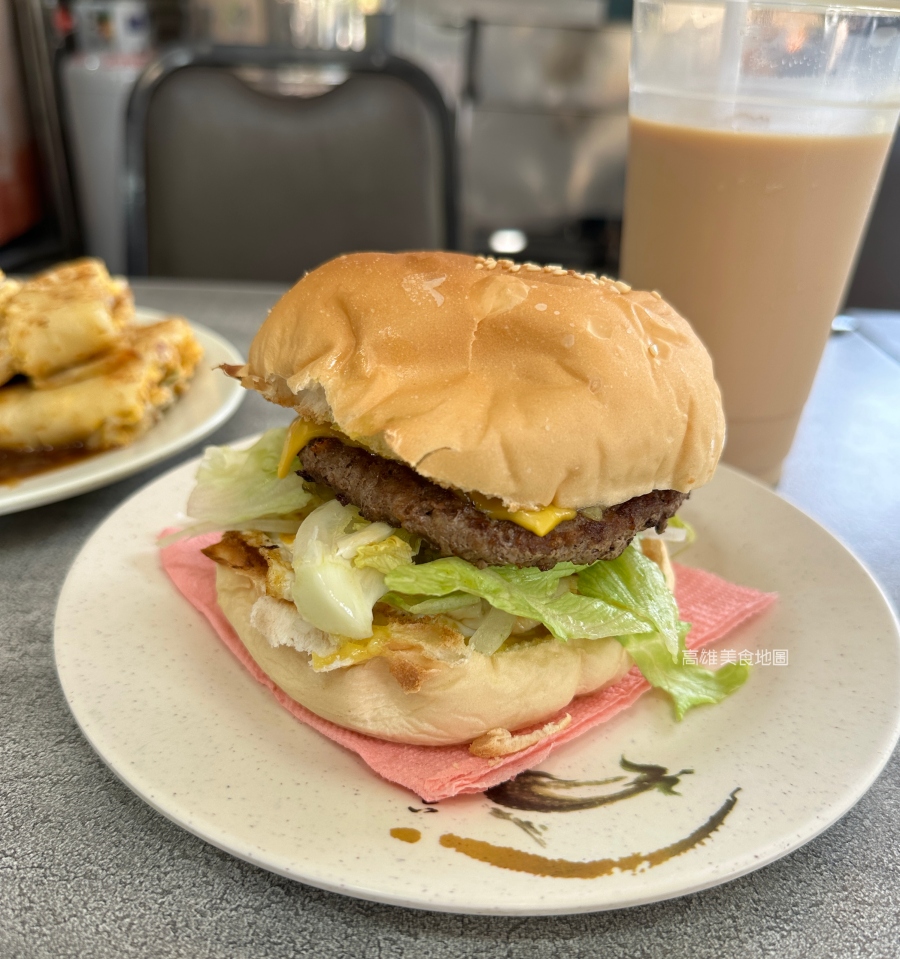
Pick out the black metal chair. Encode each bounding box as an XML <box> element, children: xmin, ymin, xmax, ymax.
<box><xmin>125</xmin><ymin>46</ymin><xmax>457</xmax><ymax>282</ymax></box>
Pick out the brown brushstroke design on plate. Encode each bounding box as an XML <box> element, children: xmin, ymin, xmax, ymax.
<box><xmin>390</xmin><ymin>757</ymin><xmax>741</xmax><ymax>880</ymax></box>
<box><xmin>485</xmin><ymin>757</ymin><xmax>695</xmax><ymax>813</ymax></box>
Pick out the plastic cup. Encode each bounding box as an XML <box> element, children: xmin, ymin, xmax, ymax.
<box><xmin>620</xmin><ymin>0</ymin><xmax>900</xmax><ymax>484</ymax></box>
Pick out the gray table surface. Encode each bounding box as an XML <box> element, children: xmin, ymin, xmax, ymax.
<box><xmin>2</xmin><ymin>280</ymin><xmax>899</xmax><ymax>958</ymax></box>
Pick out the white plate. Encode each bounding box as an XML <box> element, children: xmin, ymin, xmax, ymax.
<box><xmin>53</xmin><ymin>456</ymin><xmax>900</xmax><ymax>915</ymax></box>
<box><xmin>0</xmin><ymin>309</ymin><xmax>244</xmax><ymax>516</ymax></box>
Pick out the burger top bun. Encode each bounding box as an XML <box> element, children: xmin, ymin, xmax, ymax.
<box><xmin>233</xmin><ymin>251</ymin><xmax>724</xmax><ymax>511</ymax></box>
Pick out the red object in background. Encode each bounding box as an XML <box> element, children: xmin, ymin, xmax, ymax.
<box><xmin>53</xmin><ymin>3</ymin><xmax>75</xmax><ymax>39</ymax></box>
<box><xmin>0</xmin><ymin>143</ymin><xmax>42</xmax><ymax>246</ymax></box>
<box><xmin>0</xmin><ymin>0</ymin><xmax>43</xmax><ymax>246</ymax></box>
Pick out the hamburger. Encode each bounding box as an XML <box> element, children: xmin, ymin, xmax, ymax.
<box><xmin>186</xmin><ymin>251</ymin><xmax>747</xmax><ymax>753</ymax></box>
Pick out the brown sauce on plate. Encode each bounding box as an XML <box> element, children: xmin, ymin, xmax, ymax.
<box><xmin>0</xmin><ymin>446</ymin><xmax>103</xmax><ymax>485</ymax></box>
<box><xmin>438</xmin><ymin>788</ymin><xmax>740</xmax><ymax>879</ymax></box>
<box><xmin>390</xmin><ymin>828</ymin><xmax>421</xmax><ymax>844</ymax></box>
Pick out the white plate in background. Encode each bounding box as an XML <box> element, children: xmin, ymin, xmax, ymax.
<box><xmin>53</xmin><ymin>457</ymin><xmax>900</xmax><ymax>914</ymax></box>
<box><xmin>0</xmin><ymin>309</ymin><xmax>243</xmax><ymax>516</ymax></box>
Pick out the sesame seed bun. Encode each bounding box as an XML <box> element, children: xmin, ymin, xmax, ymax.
<box><xmin>231</xmin><ymin>251</ymin><xmax>724</xmax><ymax>511</ymax></box>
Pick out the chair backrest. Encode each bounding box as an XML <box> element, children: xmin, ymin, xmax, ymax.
<box><xmin>125</xmin><ymin>47</ymin><xmax>456</xmax><ymax>282</ymax></box>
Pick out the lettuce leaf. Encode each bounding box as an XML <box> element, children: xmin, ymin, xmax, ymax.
<box><xmin>470</xmin><ymin>606</ymin><xmax>517</xmax><ymax>655</ymax></box>
<box><xmin>576</xmin><ymin>544</ymin><xmax>681</xmax><ymax>657</ymax></box>
<box><xmin>618</xmin><ymin>627</ymin><xmax>750</xmax><ymax>720</ymax></box>
<box><xmin>181</xmin><ymin>428</ymin><xmax>313</xmax><ymax>536</ymax></box>
<box><xmin>385</xmin><ymin>544</ymin><xmax>749</xmax><ymax>717</ymax></box>
<box><xmin>379</xmin><ymin>591</ymin><xmax>479</xmax><ymax>616</ymax></box>
<box><xmin>577</xmin><ymin>545</ymin><xmax>749</xmax><ymax>717</ymax></box>
<box><xmin>290</xmin><ymin>500</ymin><xmax>398</xmax><ymax>639</ymax></box>
<box><xmin>383</xmin><ymin>557</ymin><xmax>649</xmax><ymax>641</ymax></box>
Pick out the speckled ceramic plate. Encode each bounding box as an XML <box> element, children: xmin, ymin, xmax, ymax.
<box><xmin>53</xmin><ymin>455</ymin><xmax>900</xmax><ymax>914</ymax></box>
<box><xmin>0</xmin><ymin>309</ymin><xmax>244</xmax><ymax>516</ymax></box>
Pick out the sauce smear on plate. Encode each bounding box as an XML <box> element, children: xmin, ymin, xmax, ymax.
<box><xmin>0</xmin><ymin>446</ymin><xmax>102</xmax><ymax>485</ymax></box>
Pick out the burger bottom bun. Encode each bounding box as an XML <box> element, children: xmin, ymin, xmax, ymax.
<box><xmin>215</xmin><ymin>565</ymin><xmax>634</xmax><ymax>746</ymax></box>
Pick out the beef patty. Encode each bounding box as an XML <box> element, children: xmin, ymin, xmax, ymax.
<box><xmin>298</xmin><ymin>438</ymin><xmax>686</xmax><ymax>570</ymax></box>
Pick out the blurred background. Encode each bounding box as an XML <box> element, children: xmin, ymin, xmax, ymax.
<box><xmin>1</xmin><ymin>0</ymin><xmax>896</xmax><ymax>304</ymax></box>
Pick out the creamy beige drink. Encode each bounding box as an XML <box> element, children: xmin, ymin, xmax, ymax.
<box><xmin>621</xmin><ymin>117</ymin><xmax>893</xmax><ymax>482</ymax></box>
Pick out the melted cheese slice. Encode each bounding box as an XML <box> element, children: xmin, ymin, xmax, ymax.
<box><xmin>278</xmin><ymin>416</ymin><xmax>577</xmax><ymax>536</ymax></box>
<box><xmin>469</xmin><ymin>492</ymin><xmax>577</xmax><ymax>537</ymax></box>
<box><xmin>311</xmin><ymin>634</ymin><xmax>390</xmax><ymax>671</ymax></box>
<box><xmin>277</xmin><ymin>417</ymin><xmax>347</xmax><ymax>478</ymax></box>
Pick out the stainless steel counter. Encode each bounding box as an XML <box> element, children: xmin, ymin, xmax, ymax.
<box><xmin>1</xmin><ymin>279</ymin><xmax>898</xmax><ymax>957</ymax></box>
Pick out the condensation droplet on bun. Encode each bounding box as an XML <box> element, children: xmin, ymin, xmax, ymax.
<box><xmin>470</xmin><ymin>273</ymin><xmax>530</xmax><ymax>320</ymax></box>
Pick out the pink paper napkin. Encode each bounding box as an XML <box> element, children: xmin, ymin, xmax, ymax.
<box><xmin>160</xmin><ymin>534</ymin><xmax>776</xmax><ymax>802</ymax></box>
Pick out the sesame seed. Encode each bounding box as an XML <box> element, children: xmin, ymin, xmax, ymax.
<box><xmin>498</xmin><ymin>259</ymin><xmax>514</xmax><ymax>269</ymax></box>
<box><xmin>585</xmin><ymin>273</ymin><xmax>597</xmax><ymax>280</ymax></box>
<box><xmin>486</xmin><ymin>262</ymin><xmax>498</xmax><ymax>269</ymax></box>
<box><xmin>649</xmin><ymin>343</ymin><xmax>659</xmax><ymax>356</ymax></box>
<box><xmin>544</xmin><ymin>264</ymin><xmax>562</xmax><ymax>272</ymax></box>
<box><xmin>535</xmin><ymin>303</ymin><xmax>547</xmax><ymax>311</ymax></box>
<box><xmin>510</xmin><ymin>263</ymin><xmax>522</xmax><ymax>272</ymax></box>
<box><xmin>614</xmin><ymin>280</ymin><xmax>632</xmax><ymax>293</ymax></box>
<box><xmin>651</xmin><ymin>290</ymin><xmax>662</xmax><ymax>300</ymax></box>
<box><xmin>524</xmin><ymin>263</ymin><xmax>541</xmax><ymax>271</ymax></box>
<box><xmin>475</xmin><ymin>263</ymin><xmax>484</xmax><ymax>269</ymax></box>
